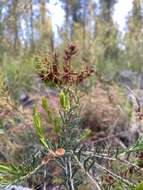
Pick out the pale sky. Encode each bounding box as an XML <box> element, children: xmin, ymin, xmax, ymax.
<box><xmin>114</xmin><ymin>0</ymin><xmax>134</xmax><ymax>31</ymax></box>
<box><xmin>47</xmin><ymin>0</ymin><xmax>134</xmax><ymax>38</ymax></box>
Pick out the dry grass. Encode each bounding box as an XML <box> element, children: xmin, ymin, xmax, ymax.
<box><xmin>80</xmin><ymin>82</ymin><xmax>129</xmax><ymax>137</ymax></box>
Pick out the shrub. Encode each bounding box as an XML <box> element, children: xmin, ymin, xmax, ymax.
<box><xmin>0</xmin><ymin>43</ymin><xmax>143</xmax><ymax>190</ymax></box>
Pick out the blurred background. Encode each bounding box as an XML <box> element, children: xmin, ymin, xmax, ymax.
<box><xmin>0</xmin><ymin>0</ymin><xmax>143</xmax><ymax>90</ymax></box>
<box><xmin>1</xmin><ymin>0</ymin><xmax>143</xmax><ymax>97</ymax></box>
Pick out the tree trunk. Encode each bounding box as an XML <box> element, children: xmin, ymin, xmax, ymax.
<box><xmin>11</xmin><ymin>0</ymin><xmax>18</xmax><ymax>50</ymax></box>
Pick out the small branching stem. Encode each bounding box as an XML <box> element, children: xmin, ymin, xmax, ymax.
<box><xmin>65</xmin><ymin>156</ymin><xmax>75</xmax><ymax>190</ymax></box>
<box><xmin>93</xmin><ymin>161</ymin><xmax>135</xmax><ymax>187</ymax></box>
<box><xmin>82</xmin><ymin>152</ymin><xmax>142</xmax><ymax>171</ymax></box>
<box><xmin>74</xmin><ymin>155</ymin><xmax>102</xmax><ymax>190</ymax></box>
<box><xmin>11</xmin><ymin>164</ymin><xmax>43</xmax><ymax>186</ymax></box>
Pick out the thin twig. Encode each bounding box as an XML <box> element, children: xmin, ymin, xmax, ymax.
<box><xmin>10</xmin><ymin>164</ymin><xmax>43</xmax><ymax>186</ymax></box>
<box><xmin>93</xmin><ymin>161</ymin><xmax>135</xmax><ymax>187</ymax></box>
<box><xmin>74</xmin><ymin>155</ymin><xmax>102</xmax><ymax>190</ymax></box>
<box><xmin>81</xmin><ymin>152</ymin><xmax>142</xmax><ymax>171</ymax></box>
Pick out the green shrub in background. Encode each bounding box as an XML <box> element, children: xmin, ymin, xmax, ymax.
<box><xmin>0</xmin><ymin>53</ymin><xmax>34</xmax><ymax>101</ymax></box>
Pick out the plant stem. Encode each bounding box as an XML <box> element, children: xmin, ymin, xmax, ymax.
<box><xmin>74</xmin><ymin>155</ymin><xmax>102</xmax><ymax>190</ymax></box>
<box><xmin>65</xmin><ymin>156</ymin><xmax>75</xmax><ymax>190</ymax></box>
<box><xmin>11</xmin><ymin>164</ymin><xmax>43</xmax><ymax>186</ymax></box>
<box><xmin>93</xmin><ymin>161</ymin><xmax>135</xmax><ymax>187</ymax></box>
<box><xmin>82</xmin><ymin>152</ymin><xmax>142</xmax><ymax>171</ymax></box>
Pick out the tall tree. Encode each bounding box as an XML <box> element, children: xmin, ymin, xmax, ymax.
<box><xmin>30</xmin><ymin>0</ymin><xmax>34</xmax><ymax>49</ymax></box>
<box><xmin>0</xmin><ymin>1</ymin><xmax>4</xmax><ymax>50</ymax></box>
<box><xmin>96</xmin><ymin>0</ymin><xmax>118</xmax><ymax>58</ymax></box>
<box><xmin>39</xmin><ymin>0</ymin><xmax>54</xmax><ymax>49</ymax></box>
<box><xmin>40</xmin><ymin>0</ymin><xmax>46</xmax><ymax>39</ymax></box>
<box><xmin>60</xmin><ymin>0</ymin><xmax>83</xmax><ymax>39</ymax></box>
<box><xmin>124</xmin><ymin>0</ymin><xmax>143</xmax><ymax>71</ymax></box>
<box><xmin>127</xmin><ymin>0</ymin><xmax>142</xmax><ymax>42</ymax></box>
<box><xmin>11</xmin><ymin>0</ymin><xmax>18</xmax><ymax>50</ymax></box>
<box><xmin>92</xmin><ymin>0</ymin><xmax>119</xmax><ymax>76</ymax></box>
<box><xmin>3</xmin><ymin>0</ymin><xmax>20</xmax><ymax>51</ymax></box>
<box><xmin>100</xmin><ymin>0</ymin><xmax>117</xmax><ymax>22</ymax></box>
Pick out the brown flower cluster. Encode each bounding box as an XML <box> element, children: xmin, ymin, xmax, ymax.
<box><xmin>36</xmin><ymin>43</ymin><xmax>94</xmax><ymax>86</ymax></box>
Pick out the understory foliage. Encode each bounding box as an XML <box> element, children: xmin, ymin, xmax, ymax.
<box><xmin>0</xmin><ymin>43</ymin><xmax>143</xmax><ymax>190</ymax></box>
